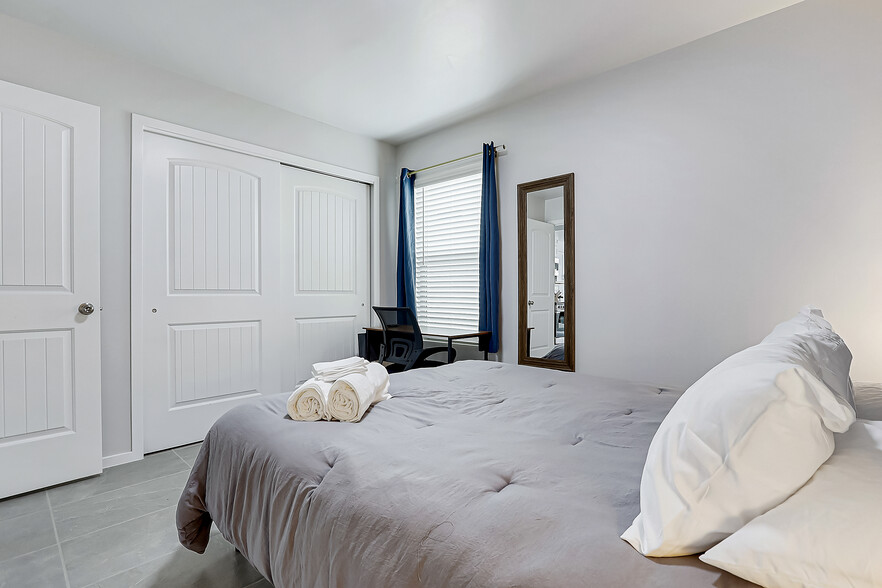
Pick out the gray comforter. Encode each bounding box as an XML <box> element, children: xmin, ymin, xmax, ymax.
<box><xmin>177</xmin><ymin>361</ymin><xmax>752</xmax><ymax>587</ymax></box>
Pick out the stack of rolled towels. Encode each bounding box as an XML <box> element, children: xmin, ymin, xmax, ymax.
<box><xmin>286</xmin><ymin>357</ymin><xmax>391</xmax><ymax>423</ymax></box>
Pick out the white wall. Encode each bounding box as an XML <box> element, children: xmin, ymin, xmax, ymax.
<box><xmin>545</xmin><ymin>198</ymin><xmax>563</xmax><ymax>225</ymax></box>
<box><xmin>392</xmin><ymin>0</ymin><xmax>882</xmax><ymax>388</ymax></box>
<box><xmin>0</xmin><ymin>14</ymin><xmax>395</xmax><ymax>459</ymax></box>
<box><xmin>526</xmin><ymin>197</ymin><xmax>544</xmax><ymax>221</ymax></box>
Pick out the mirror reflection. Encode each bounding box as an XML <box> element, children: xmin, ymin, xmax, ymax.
<box><xmin>526</xmin><ymin>187</ymin><xmax>565</xmax><ymax>360</ymax></box>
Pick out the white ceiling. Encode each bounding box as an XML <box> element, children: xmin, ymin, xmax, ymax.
<box><xmin>0</xmin><ymin>0</ymin><xmax>802</xmax><ymax>144</ymax></box>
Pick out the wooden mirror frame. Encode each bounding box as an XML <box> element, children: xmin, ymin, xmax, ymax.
<box><xmin>517</xmin><ymin>173</ymin><xmax>575</xmax><ymax>371</ymax></box>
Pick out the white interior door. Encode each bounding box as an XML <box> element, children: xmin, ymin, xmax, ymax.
<box><xmin>140</xmin><ymin>132</ymin><xmax>281</xmax><ymax>452</ymax></box>
<box><xmin>281</xmin><ymin>166</ymin><xmax>369</xmax><ymax>388</ymax></box>
<box><xmin>527</xmin><ymin>218</ymin><xmax>555</xmax><ymax>357</ymax></box>
<box><xmin>0</xmin><ymin>80</ymin><xmax>101</xmax><ymax>498</ymax></box>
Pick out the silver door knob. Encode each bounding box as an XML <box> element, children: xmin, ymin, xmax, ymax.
<box><xmin>78</xmin><ymin>303</ymin><xmax>95</xmax><ymax>316</ymax></box>
<box><xmin>528</xmin><ymin>300</ymin><xmax>534</xmax><ymax>306</ymax></box>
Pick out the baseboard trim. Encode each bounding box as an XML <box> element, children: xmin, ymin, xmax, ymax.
<box><xmin>102</xmin><ymin>450</ymin><xmax>143</xmax><ymax>469</ymax></box>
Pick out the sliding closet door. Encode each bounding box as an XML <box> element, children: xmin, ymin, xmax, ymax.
<box><xmin>139</xmin><ymin>132</ymin><xmax>281</xmax><ymax>452</ymax></box>
<box><xmin>0</xmin><ymin>80</ymin><xmax>101</xmax><ymax>498</ymax></box>
<box><xmin>281</xmin><ymin>167</ymin><xmax>370</xmax><ymax>388</ymax></box>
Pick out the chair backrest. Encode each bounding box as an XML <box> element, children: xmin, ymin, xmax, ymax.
<box><xmin>372</xmin><ymin>306</ymin><xmax>425</xmax><ymax>367</ymax></box>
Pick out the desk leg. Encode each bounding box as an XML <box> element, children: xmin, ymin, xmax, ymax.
<box><xmin>447</xmin><ymin>338</ymin><xmax>454</xmax><ymax>364</ymax></box>
<box><xmin>480</xmin><ymin>334</ymin><xmax>489</xmax><ymax>361</ymax></box>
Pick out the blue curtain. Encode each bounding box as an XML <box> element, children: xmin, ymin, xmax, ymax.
<box><xmin>479</xmin><ymin>143</ymin><xmax>500</xmax><ymax>353</ymax></box>
<box><xmin>396</xmin><ymin>168</ymin><xmax>417</xmax><ymax>316</ymax></box>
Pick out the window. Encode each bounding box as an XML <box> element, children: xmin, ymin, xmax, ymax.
<box><xmin>414</xmin><ymin>168</ymin><xmax>482</xmax><ymax>336</ymax></box>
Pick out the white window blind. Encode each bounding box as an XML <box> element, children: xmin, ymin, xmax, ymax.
<box><xmin>414</xmin><ymin>171</ymin><xmax>482</xmax><ymax>336</ymax></box>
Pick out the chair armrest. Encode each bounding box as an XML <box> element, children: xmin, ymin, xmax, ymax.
<box><xmin>418</xmin><ymin>346</ymin><xmax>456</xmax><ymax>364</ymax></box>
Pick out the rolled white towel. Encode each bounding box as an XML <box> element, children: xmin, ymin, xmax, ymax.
<box><xmin>327</xmin><ymin>362</ymin><xmax>391</xmax><ymax>423</ymax></box>
<box><xmin>366</xmin><ymin>362</ymin><xmax>391</xmax><ymax>403</ymax></box>
<box><xmin>327</xmin><ymin>374</ymin><xmax>373</xmax><ymax>423</ymax></box>
<box><xmin>312</xmin><ymin>356</ymin><xmax>369</xmax><ymax>383</ymax></box>
<box><xmin>286</xmin><ymin>378</ymin><xmax>332</xmax><ymax>421</ymax></box>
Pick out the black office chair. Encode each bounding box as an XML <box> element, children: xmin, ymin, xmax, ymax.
<box><xmin>372</xmin><ymin>306</ymin><xmax>455</xmax><ymax>372</ymax></box>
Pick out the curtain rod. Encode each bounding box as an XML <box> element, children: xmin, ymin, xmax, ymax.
<box><xmin>406</xmin><ymin>144</ymin><xmax>506</xmax><ymax>177</ymax></box>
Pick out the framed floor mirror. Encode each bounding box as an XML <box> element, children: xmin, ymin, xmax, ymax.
<box><xmin>517</xmin><ymin>173</ymin><xmax>575</xmax><ymax>371</ymax></box>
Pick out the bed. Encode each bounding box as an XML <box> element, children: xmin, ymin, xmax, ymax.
<box><xmin>177</xmin><ymin>360</ymin><xmax>753</xmax><ymax>587</ymax></box>
<box><xmin>542</xmin><ymin>344</ymin><xmax>565</xmax><ymax>361</ymax></box>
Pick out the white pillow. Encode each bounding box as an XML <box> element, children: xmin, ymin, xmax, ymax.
<box><xmin>762</xmin><ymin>306</ymin><xmax>855</xmax><ymax>409</ymax></box>
<box><xmin>621</xmin><ymin>313</ymin><xmax>855</xmax><ymax>557</ymax></box>
<box><xmin>701</xmin><ymin>419</ymin><xmax>882</xmax><ymax>588</ymax></box>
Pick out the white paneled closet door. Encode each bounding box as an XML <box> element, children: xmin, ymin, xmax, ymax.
<box><xmin>281</xmin><ymin>166</ymin><xmax>369</xmax><ymax>388</ymax></box>
<box><xmin>0</xmin><ymin>80</ymin><xmax>101</xmax><ymax>499</ymax></box>
<box><xmin>527</xmin><ymin>218</ymin><xmax>555</xmax><ymax>358</ymax></box>
<box><xmin>140</xmin><ymin>132</ymin><xmax>281</xmax><ymax>452</ymax></box>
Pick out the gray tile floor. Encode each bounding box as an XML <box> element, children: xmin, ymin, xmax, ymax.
<box><xmin>0</xmin><ymin>443</ymin><xmax>272</xmax><ymax>588</ymax></box>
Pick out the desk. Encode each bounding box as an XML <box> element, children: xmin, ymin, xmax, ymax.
<box><xmin>360</xmin><ymin>327</ymin><xmax>492</xmax><ymax>364</ymax></box>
